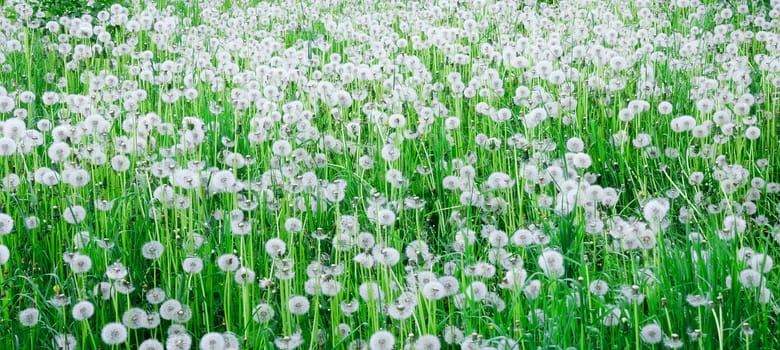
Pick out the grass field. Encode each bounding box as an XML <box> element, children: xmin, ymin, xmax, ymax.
<box><xmin>0</xmin><ymin>0</ymin><xmax>778</xmax><ymax>349</ymax></box>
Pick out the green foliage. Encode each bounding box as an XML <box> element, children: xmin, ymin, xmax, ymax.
<box><xmin>30</xmin><ymin>0</ymin><xmax>125</xmax><ymax>20</ymax></box>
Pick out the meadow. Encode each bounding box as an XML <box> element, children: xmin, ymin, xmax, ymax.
<box><xmin>0</xmin><ymin>0</ymin><xmax>778</xmax><ymax>348</ymax></box>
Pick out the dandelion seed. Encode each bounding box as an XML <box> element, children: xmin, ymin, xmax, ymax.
<box><xmin>356</xmin><ymin>232</ymin><xmax>375</xmax><ymax>250</ymax></box>
<box><xmin>138</xmin><ymin>339</ymin><xmax>164</xmax><ymax>350</ymax></box>
<box><xmin>663</xmin><ymin>333</ymin><xmax>684</xmax><ymax>349</ymax></box>
<box><xmin>369</xmin><ymin>330</ymin><xmax>395</xmax><ymax>350</ymax></box>
<box><xmin>524</xmin><ymin>108</ymin><xmax>547</xmax><ymax>128</ymax></box>
<box><xmin>141</xmin><ymin>240</ymin><xmax>164</xmax><ymax>260</ymax></box>
<box><xmin>19</xmin><ymin>307</ymin><xmax>39</xmax><ymax>327</ymax></box>
<box><xmin>465</xmin><ymin>281</ymin><xmax>488</xmax><ymax>301</ymax></box>
<box><xmin>571</xmin><ymin>152</ymin><xmax>592</xmax><ymax>169</ymax></box>
<box><xmin>199</xmin><ymin>332</ymin><xmax>225</xmax><ymax>350</ymax></box>
<box><xmin>642</xmin><ymin>198</ymin><xmax>669</xmax><ymax>226</ymax></box>
<box><xmin>253</xmin><ymin>303</ymin><xmax>275</xmax><ymax>323</ymax></box>
<box><xmin>47</xmin><ymin>141</ymin><xmax>71</xmax><ymax>162</ymax></box>
<box><xmin>2</xmin><ymin>117</ymin><xmax>25</xmax><ymax>139</ymax></box>
<box><xmin>0</xmin><ymin>244</ymin><xmax>9</xmax><ymax>265</ymax></box>
<box><xmin>0</xmin><ymin>137</ymin><xmax>16</xmax><ymax>156</ymax></box>
<box><xmin>48</xmin><ymin>293</ymin><xmax>71</xmax><ymax>307</ymax></box>
<box><xmin>565</xmin><ymin>137</ymin><xmax>585</xmax><ymax>152</ymax></box>
<box><xmin>340</xmin><ymin>299</ymin><xmax>359</xmax><ymax>315</ymax></box>
<box><xmin>265</xmin><ymin>238</ymin><xmax>286</xmax><ymax>257</ymax></box>
<box><xmin>640</xmin><ymin>323</ymin><xmax>663</xmax><ymax>344</ymax></box>
<box><xmin>748</xmin><ymin>253</ymin><xmax>773</xmax><ymax>274</ymax></box>
<box><xmin>657</xmin><ymin>101</ymin><xmax>673</xmax><ymax>115</ymax></box>
<box><xmin>146</xmin><ymin>288</ymin><xmax>166</xmax><ymax>305</ymax></box>
<box><xmin>234</xmin><ymin>266</ymin><xmax>255</xmax><ymax>285</ymax></box>
<box><xmin>222</xmin><ymin>332</ymin><xmax>239</xmax><ymax>350</ymax></box>
<box><xmin>166</xmin><ymin>334</ymin><xmax>193</xmax><ymax>350</ymax></box>
<box><xmin>62</xmin><ymin>205</ymin><xmax>87</xmax><ymax>224</ymax></box>
<box><xmin>182</xmin><ymin>257</ymin><xmax>204</xmax><ymax>274</ymax></box>
<box><xmin>160</xmin><ymin>299</ymin><xmax>183</xmax><ymax>320</ymax></box>
<box><xmin>288</xmin><ymin>295</ymin><xmax>310</xmax><ymax>315</ymax></box>
<box><xmin>123</xmin><ymin>307</ymin><xmax>147</xmax><ymax>329</ymax></box>
<box><xmin>621</xmin><ymin>285</ymin><xmax>646</xmax><ymax>304</ymax></box>
<box><xmin>589</xmin><ymin>279</ymin><xmax>609</xmax><ymax>296</ymax></box>
<box><xmin>284</xmin><ymin>217</ymin><xmax>303</xmax><ymax>233</ymax></box>
<box><xmin>414</xmin><ymin>334</ymin><xmax>440</xmax><ymax>350</ymax></box>
<box><xmin>171</xmin><ymin>304</ymin><xmax>193</xmax><ymax>323</ymax></box>
<box><xmin>272</xmin><ymin>140</ymin><xmax>293</xmax><ymax>157</ymax></box>
<box><xmin>373</xmin><ymin>246</ymin><xmax>400</xmax><ymax>266</ymax></box>
<box><xmin>670</xmin><ymin>115</ymin><xmax>695</xmax><ymax>133</ymax></box>
<box><xmin>69</xmin><ymin>253</ymin><xmax>92</xmax><ymax>273</ymax></box>
<box><xmin>106</xmin><ymin>262</ymin><xmax>128</xmax><ymax>280</ymax></box>
<box><xmin>171</xmin><ymin>169</ymin><xmax>201</xmax><ymax>190</ymax></box>
<box><xmin>685</xmin><ymin>294</ymin><xmax>709</xmax><ymax>307</ymax></box>
<box><xmin>380</xmin><ymin>143</ymin><xmax>401</xmax><ymax>162</ymax></box>
<box><xmin>230</xmin><ymin>220</ymin><xmax>251</xmax><ymax>236</ymax></box>
<box><xmin>115</xmin><ymin>280</ymin><xmax>135</xmax><ymax>295</ymax></box>
<box><xmin>169</xmin><ymin>324</ymin><xmax>189</xmax><ymax>337</ymax></box>
<box><xmin>321</xmin><ymin>279</ymin><xmax>341</xmax><ymax>296</ymax></box>
<box><xmin>52</xmin><ymin>332</ymin><xmax>77</xmax><ymax>350</ymax></box>
<box><xmin>696</xmin><ymin>98</ymin><xmax>715</xmax><ymax>114</ymax></box>
<box><xmin>538</xmin><ymin>249</ymin><xmax>565</xmax><ymax>278</ymax></box>
<box><xmin>422</xmin><ymin>281</ymin><xmax>446</xmax><ymax>301</ymax></box>
<box><xmin>733</xmin><ymin>102</ymin><xmax>750</xmax><ymax>115</ymax></box>
<box><xmin>101</xmin><ymin>322</ymin><xmax>128</xmax><ymax>345</ymax></box>
<box><xmin>738</xmin><ymin>269</ymin><xmax>763</xmax><ymax>288</ymax></box>
<box><xmin>376</xmin><ymin>208</ymin><xmax>396</xmax><ymax>226</ymax></box>
<box><xmin>601</xmin><ymin>305</ymin><xmax>621</xmax><ymax>326</ymax></box>
<box><xmin>93</xmin><ymin>282</ymin><xmax>113</xmax><ymax>300</ymax></box>
<box><xmin>744</xmin><ymin>126</ymin><xmax>761</xmax><ymax>140</ymax></box>
<box><xmin>71</xmin><ymin>300</ymin><xmax>94</xmax><ymax>321</ymax></box>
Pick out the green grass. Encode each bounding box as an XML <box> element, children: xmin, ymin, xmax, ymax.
<box><xmin>0</xmin><ymin>0</ymin><xmax>778</xmax><ymax>349</ymax></box>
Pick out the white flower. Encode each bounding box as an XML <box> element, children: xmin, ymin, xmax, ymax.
<box><xmin>369</xmin><ymin>330</ymin><xmax>395</xmax><ymax>350</ymax></box>
<box><xmin>0</xmin><ymin>244</ymin><xmax>9</xmax><ymax>265</ymax></box>
<box><xmin>182</xmin><ymin>257</ymin><xmax>204</xmax><ymax>274</ymax></box>
<box><xmin>265</xmin><ymin>238</ymin><xmax>286</xmax><ymax>257</ymax></box>
<box><xmin>589</xmin><ymin>279</ymin><xmax>609</xmax><ymax>296</ymax></box>
<box><xmin>253</xmin><ymin>303</ymin><xmax>274</xmax><ymax>323</ymax></box>
<box><xmin>19</xmin><ymin>307</ymin><xmax>39</xmax><ymax>326</ymax></box>
<box><xmin>640</xmin><ymin>323</ymin><xmax>663</xmax><ymax>344</ymax></box>
<box><xmin>0</xmin><ymin>213</ymin><xmax>13</xmax><ymax>235</ymax></box>
<box><xmin>657</xmin><ymin>101</ymin><xmax>673</xmax><ymax>115</ymax></box>
<box><xmin>288</xmin><ymin>295</ymin><xmax>310</xmax><ymax>315</ymax></box>
<box><xmin>141</xmin><ymin>241</ymin><xmax>164</xmax><ymax>260</ymax></box>
<box><xmin>642</xmin><ymin>198</ymin><xmax>670</xmax><ymax>225</ymax></box>
<box><xmin>414</xmin><ymin>335</ymin><xmax>440</xmax><ymax>350</ymax></box>
<box><xmin>199</xmin><ymin>332</ymin><xmax>225</xmax><ymax>350</ymax></box>
<box><xmin>271</xmin><ymin>140</ymin><xmax>292</xmax><ymax>156</ymax></box>
<box><xmin>538</xmin><ymin>249</ymin><xmax>565</xmax><ymax>278</ymax></box>
<box><xmin>101</xmin><ymin>322</ymin><xmax>128</xmax><ymax>345</ymax></box>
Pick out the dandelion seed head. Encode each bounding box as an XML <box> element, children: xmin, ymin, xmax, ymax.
<box><xmin>71</xmin><ymin>300</ymin><xmax>95</xmax><ymax>321</ymax></box>
<box><xmin>138</xmin><ymin>339</ymin><xmax>164</xmax><ymax>350</ymax></box>
<box><xmin>265</xmin><ymin>238</ymin><xmax>286</xmax><ymax>257</ymax></box>
<box><xmin>19</xmin><ymin>307</ymin><xmax>39</xmax><ymax>327</ymax></box>
<box><xmin>141</xmin><ymin>240</ymin><xmax>164</xmax><ymax>260</ymax></box>
<box><xmin>288</xmin><ymin>295</ymin><xmax>310</xmax><ymax>315</ymax></box>
<box><xmin>199</xmin><ymin>332</ymin><xmax>225</xmax><ymax>350</ymax></box>
<box><xmin>640</xmin><ymin>323</ymin><xmax>663</xmax><ymax>344</ymax></box>
<box><xmin>369</xmin><ymin>330</ymin><xmax>395</xmax><ymax>350</ymax></box>
<box><xmin>166</xmin><ymin>334</ymin><xmax>193</xmax><ymax>350</ymax></box>
<box><xmin>589</xmin><ymin>279</ymin><xmax>609</xmax><ymax>296</ymax></box>
<box><xmin>101</xmin><ymin>322</ymin><xmax>128</xmax><ymax>345</ymax></box>
<box><xmin>62</xmin><ymin>205</ymin><xmax>87</xmax><ymax>224</ymax></box>
<box><xmin>538</xmin><ymin>249</ymin><xmax>565</xmax><ymax>278</ymax></box>
<box><xmin>182</xmin><ymin>257</ymin><xmax>204</xmax><ymax>274</ymax></box>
